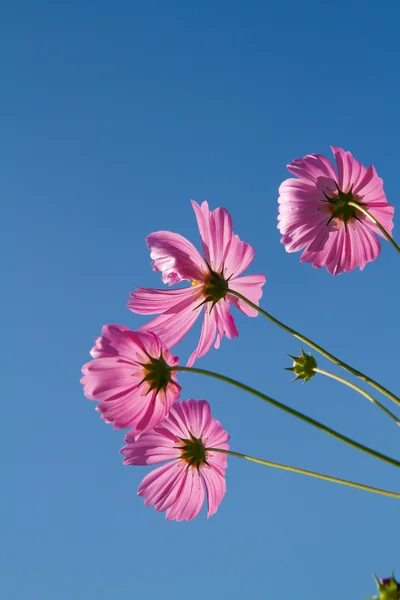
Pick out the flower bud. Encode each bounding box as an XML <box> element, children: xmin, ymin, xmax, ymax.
<box><xmin>285</xmin><ymin>348</ymin><xmax>317</xmax><ymax>383</ymax></box>
<box><xmin>373</xmin><ymin>573</ymin><xmax>400</xmax><ymax>599</ymax></box>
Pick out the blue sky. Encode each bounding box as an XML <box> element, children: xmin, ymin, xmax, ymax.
<box><xmin>2</xmin><ymin>1</ymin><xmax>400</xmax><ymax>598</ymax></box>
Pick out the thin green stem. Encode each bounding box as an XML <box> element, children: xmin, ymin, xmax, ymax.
<box><xmin>313</xmin><ymin>367</ymin><xmax>400</xmax><ymax>426</ymax></box>
<box><xmin>348</xmin><ymin>201</ymin><xmax>400</xmax><ymax>254</ymax></box>
<box><xmin>228</xmin><ymin>288</ymin><xmax>400</xmax><ymax>408</ymax></box>
<box><xmin>209</xmin><ymin>448</ymin><xmax>400</xmax><ymax>500</ymax></box>
<box><xmin>172</xmin><ymin>366</ymin><xmax>400</xmax><ymax>469</ymax></box>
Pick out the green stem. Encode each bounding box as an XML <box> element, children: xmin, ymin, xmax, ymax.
<box><xmin>313</xmin><ymin>367</ymin><xmax>400</xmax><ymax>426</ymax></box>
<box><xmin>173</xmin><ymin>366</ymin><xmax>400</xmax><ymax>469</ymax></box>
<box><xmin>228</xmin><ymin>288</ymin><xmax>400</xmax><ymax>408</ymax></box>
<box><xmin>209</xmin><ymin>448</ymin><xmax>400</xmax><ymax>500</ymax></box>
<box><xmin>348</xmin><ymin>201</ymin><xmax>400</xmax><ymax>254</ymax></box>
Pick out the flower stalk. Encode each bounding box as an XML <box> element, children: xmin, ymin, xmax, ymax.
<box><xmin>313</xmin><ymin>367</ymin><xmax>400</xmax><ymax>426</ymax></box>
<box><xmin>228</xmin><ymin>288</ymin><xmax>400</xmax><ymax>408</ymax></box>
<box><xmin>172</xmin><ymin>366</ymin><xmax>400</xmax><ymax>470</ymax></box>
<box><xmin>209</xmin><ymin>448</ymin><xmax>400</xmax><ymax>500</ymax></box>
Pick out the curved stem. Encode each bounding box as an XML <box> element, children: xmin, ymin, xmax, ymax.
<box><xmin>228</xmin><ymin>288</ymin><xmax>400</xmax><ymax>408</ymax></box>
<box><xmin>348</xmin><ymin>201</ymin><xmax>400</xmax><ymax>254</ymax></box>
<box><xmin>313</xmin><ymin>367</ymin><xmax>400</xmax><ymax>426</ymax></box>
<box><xmin>209</xmin><ymin>448</ymin><xmax>400</xmax><ymax>500</ymax></box>
<box><xmin>173</xmin><ymin>366</ymin><xmax>400</xmax><ymax>469</ymax></box>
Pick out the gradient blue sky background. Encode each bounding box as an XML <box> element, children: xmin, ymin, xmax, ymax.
<box><xmin>2</xmin><ymin>1</ymin><xmax>400</xmax><ymax>598</ymax></box>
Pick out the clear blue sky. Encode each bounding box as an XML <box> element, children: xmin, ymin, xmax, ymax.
<box><xmin>2</xmin><ymin>1</ymin><xmax>400</xmax><ymax>598</ymax></box>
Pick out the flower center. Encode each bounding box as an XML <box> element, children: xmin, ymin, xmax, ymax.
<box><xmin>178</xmin><ymin>432</ymin><xmax>207</xmax><ymax>469</ymax></box>
<box><xmin>203</xmin><ymin>268</ymin><xmax>229</xmax><ymax>306</ymax></box>
<box><xmin>141</xmin><ymin>354</ymin><xmax>172</xmax><ymax>394</ymax></box>
<box><xmin>324</xmin><ymin>186</ymin><xmax>361</xmax><ymax>225</ymax></box>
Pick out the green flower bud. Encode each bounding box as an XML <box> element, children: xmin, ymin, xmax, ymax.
<box><xmin>371</xmin><ymin>573</ymin><xmax>400</xmax><ymax>599</ymax></box>
<box><xmin>285</xmin><ymin>348</ymin><xmax>317</xmax><ymax>383</ymax></box>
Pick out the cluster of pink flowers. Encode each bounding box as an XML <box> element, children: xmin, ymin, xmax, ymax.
<box><xmin>81</xmin><ymin>147</ymin><xmax>395</xmax><ymax>521</ymax></box>
<box><xmin>82</xmin><ymin>200</ymin><xmax>266</xmax><ymax>520</ymax></box>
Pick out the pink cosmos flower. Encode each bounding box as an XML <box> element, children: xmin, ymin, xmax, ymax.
<box><xmin>121</xmin><ymin>399</ymin><xmax>229</xmax><ymax>521</ymax></box>
<box><xmin>81</xmin><ymin>324</ymin><xmax>181</xmax><ymax>436</ymax></box>
<box><xmin>278</xmin><ymin>146</ymin><xmax>395</xmax><ymax>275</ymax></box>
<box><xmin>128</xmin><ymin>200</ymin><xmax>266</xmax><ymax>365</ymax></box>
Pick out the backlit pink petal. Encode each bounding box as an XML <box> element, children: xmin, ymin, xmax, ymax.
<box><xmin>138</xmin><ymin>461</ymin><xmax>184</xmax><ymax>506</ymax></box>
<box><xmin>278</xmin><ymin>178</ymin><xmax>327</xmax><ymax>204</ymax></box>
<box><xmin>361</xmin><ymin>206</ymin><xmax>395</xmax><ymax>240</ymax></box>
<box><xmin>97</xmin><ymin>386</ymin><xmax>159</xmax><ymax>433</ymax></box>
<box><xmin>180</xmin><ymin>397</ymin><xmax>213</xmax><ymax>439</ymax></box>
<box><xmin>331</xmin><ymin>146</ymin><xmax>356</xmax><ymax>192</ymax></box>
<box><xmin>191</xmin><ymin>200</ymin><xmax>233</xmax><ymax>272</ymax></box>
<box><xmin>165</xmin><ymin>467</ymin><xmax>204</xmax><ymax>522</ymax></box>
<box><xmin>353</xmin><ymin>164</ymin><xmax>381</xmax><ymax>198</ymax></box>
<box><xmin>152</xmin><ymin>465</ymin><xmax>189</xmax><ymax>513</ymax></box>
<box><xmin>223</xmin><ymin>233</ymin><xmax>255</xmax><ymax>279</ymax></box>
<box><xmin>287</xmin><ymin>153</ymin><xmax>337</xmax><ymax>190</ymax></box>
<box><xmin>187</xmin><ymin>308</ymin><xmax>218</xmax><ymax>367</ymax></box>
<box><xmin>350</xmin><ymin>221</ymin><xmax>381</xmax><ymax>267</ymax></box>
<box><xmin>146</xmin><ymin>231</ymin><xmax>207</xmax><ymax>285</ymax></box>
<box><xmin>122</xmin><ymin>399</ymin><xmax>229</xmax><ymax>521</ymax></box>
<box><xmin>206</xmin><ymin>449</ymin><xmax>229</xmax><ymax>476</ymax></box>
<box><xmin>81</xmin><ymin>326</ymin><xmax>180</xmax><ymax>435</ymax></box>
<box><xmin>213</xmin><ymin>300</ymin><xmax>239</xmax><ymax>348</ymax></box>
<box><xmin>186</xmin><ymin>300</ymin><xmax>240</xmax><ymax>366</ymax></box>
<box><xmin>122</xmin><ymin>431</ymin><xmax>180</xmax><ymax>465</ymax></box>
<box><xmin>201</xmin><ymin>465</ymin><xmax>227</xmax><ymax>518</ymax></box>
<box><xmin>278</xmin><ymin>147</ymin><xmax>395</xmax><ymax>274</ymax></box>
<box><xmin>202</xmin><ymin>416</ymin><xmax>230</xmax><ymax>448</ymax></box>
<box><xmin>228</xmin><ymin>274</ymin><xmax>266</xmax><ymax>317</ymax></box>
<box><xmin>136</xmin><ymin>289</ymin><xmax>203</xmax><ymax>349</ymax></box>
<box><xmin>128</xmin><ymin>286</ymin><xmax>199</xmax><ymax>314</ymax></box>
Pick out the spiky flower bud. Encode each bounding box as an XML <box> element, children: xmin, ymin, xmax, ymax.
<box><xmin>285</xmin><ymin>348</ymin><xmax>317</xmax><ymax>383</ymax></box>
<box><xmin>372</xmin><ymin>573</ymin><xmax>400</xmax><ymax>599</ymax></box>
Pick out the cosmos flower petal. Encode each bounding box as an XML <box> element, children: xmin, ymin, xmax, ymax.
<box><xmin>191</xmin><ymin>200</ymin><xmax>233</xmax><ymax>272</ymax></box>
<box><xmin>353</xmin><ymin>164</ymin><xmax>382</xmax><ymax>198</ymax></box>
<box><xmin>165</xmin><ymin>467</ymin><xmax>205</xmax><ymax>522</ymax></box>
<box><xmin>365</xmin><ymin>204</ymin><xmax>395</xmax><ymax>236</ymax></box>
<box><xmin>136</xmin><ymin>292</ymin><xmax>203</xmax><ymax>350</ymax></box>
<box><xmin>223</xmin><ymin>234</ymin><xmax>255</xmax><ymax>279</ymax></box>
<box><xmin>331</xmin><ymin>146</ymin><xmax>356</xmax><ymax>192</ymax></box>
<box><xmin>203</xmin><ymin>416</ymin><xmax>230</xmax><ymax>447</ymax></box>
<box><xmin>180</xmin><ymin>398</ymin><xmax>213</xmax><ymax>440</ymax></box>
<box><xmin>121</xmin><ymin>431</ymin><xmax>180</xmax><ymax>465</ymax></box>
<box><xmin>280</xmin><ymin>218</ymin><xmax>329</xmax><ymax>253</ymax></box>
<box><xmin>128</xmin><ymin>286</ymin><xmax>200</xmax><ymax>314</ymax></box>
<box><xmin>152</xmin><ymin>464</ymin><xmax>190</xmax><ymax>513</ymax></box>
<box><xmin>278</xmin><ymin>178</ymin><xmax>326</xmax><ymax>204</ymax></box>
<box><xmin>146</xmin><ymin>231</ymin><xmax>207</xmax><ymax>285</ymax></box>
<box><xmin>351</xmin><ymin>220</ymin><xmax>381</xmax><ymax>267</ymax></box>
<box><xmin>213</xmin><ymin>300</ymin><xmax>239</xmax><ymax>348</ymax></box>
<box><xmin>206</xmin><ymin>448</ymin><xmax>229</xmax><ymax>476</ymax></box>
<box><xmin>138</xmin><ymin>461</ymin><xmax>184</xmax><ymax>506</ymax></box>
<box><xmin>186</xmin><ymin>308</ymin><xmax>218</xmax><ymax>367</ymax></box>
<box><xmin>228</xmin><ymin>274</ymin><xmax>266</xmax><ymax>317</ymax></box>
<box><xmin>89</xmin><ymin>324</ymin><xmax>139</xmax><ymax>359</ymax></box>
<box><xmin>201</xmin><ymin>465</ymin><xmax>227</xmax><ymax>518</ymax></box>
<box><xmin>287</xmin><ymin>153</ymin><xmax>337</xmax><ymax>189</ymax></box>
